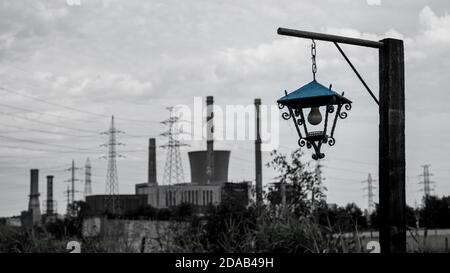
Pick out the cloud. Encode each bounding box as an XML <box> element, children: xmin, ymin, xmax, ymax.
<box><xmin>1</xmin><ymin>1</ymin><xmax>450</xmax><ymax>216</ymax></box>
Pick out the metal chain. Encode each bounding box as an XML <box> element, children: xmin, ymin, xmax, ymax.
<box><xmin>311</xmin><ymin>39</ymin><xmax>317</xmax><ymax>80</ymax></box>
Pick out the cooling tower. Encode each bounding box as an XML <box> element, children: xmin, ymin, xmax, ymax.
<box><xmin>188</xmin><ymin>150</ymin><xmax>230</xmax><ymax>185</ymax></box>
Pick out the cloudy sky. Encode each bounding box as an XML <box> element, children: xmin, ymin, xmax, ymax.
<box><xmin>0</xmin><ymin>0</ymin><xmax>450</xmax><ymax>216</ymax></box>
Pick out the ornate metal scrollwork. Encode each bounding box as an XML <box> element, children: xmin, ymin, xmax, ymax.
<box><xmin>327</xmin><ymin>105</ymin><xmax>335</xmax><ymax>114</ymax></box>
<box><xmin>281</xmin><ymin>111</ymin><xmax>291</xmax><ymax>120</ymax></box>
<box><xmin>327</xmin><ymin>136</ymin><xmax>336</xmax><ymax>146</ymax></box>
<box><xmin>344</xmin><ymin>103</ymin><xmax>352</xmax><ymax>111</ymax></box>
<box><xmin>278</xmin><ymin>103</ymin><xmax>285</xmax><ymax>110</ymax></box>
<box><xmin>338</xmin><ymin>103</ymin><xmax>352</xmax><ymax>119</ymax></box>
<box><xmin>298</xmin><ymin>138</ymin><xmax>307</xmax><ymax>147</ymax></box>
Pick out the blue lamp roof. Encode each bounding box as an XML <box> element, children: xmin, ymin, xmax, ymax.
<box><xmin>277</xmin><ymin>80</ymin><xmax>351</xmax><ymax>108</ymax></box>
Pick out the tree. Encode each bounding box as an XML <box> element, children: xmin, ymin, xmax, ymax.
<box><xmin>419</xmin><ymin>195</ymin><xmax>450</xmax><ymax>228</ymax></box>
<box><xmin>370</xmin><ymin>203</ymin><xmax>417</xmax><ymax>229</ymax></box>
<box><xmin>266</xmin><ymin>149</ymin><xmax>325</xmax><ymax>216</ymax></box>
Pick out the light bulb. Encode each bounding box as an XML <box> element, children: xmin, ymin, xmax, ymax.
<box><xmin>307</xmin><ymin>107</ymin><xmax>322</xmax><ymax>125</ymax></box>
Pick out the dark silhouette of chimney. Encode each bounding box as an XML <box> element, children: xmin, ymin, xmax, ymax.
<box><xmin>28</xmin><ymin>169</ymin><xmax>41</xmax><ymax>224</ymax></box>
<box><xmin>46</xmin><ymin>175</ymin><xmax>54</xmax><ymax>215</ymax></box>
<box><xmin>206</xmin><ymin>96</ymin><xmax>214</xmax><ymax>184</ymax></box>
<box><xmin>148</xmin><ymin>138</ymin><xmax>157</xmax><ymax>184</ymax></box>
<box><xmin>255</xmin><ymin>98</ymin><xmax>263</xmax><ymax>204</ymax></box>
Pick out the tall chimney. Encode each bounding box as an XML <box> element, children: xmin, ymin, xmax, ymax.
<box><xmin>254</xmin><ymin>98</ymin><xmax>263</xmax><ymax>205</ymax></box>
<box><xmin>148</xmin><ymin>138</ymin><xmax>157</xmax><ymax>184</ymax></box>
<box><xmin>46</xmin><ymin>175</ymin><xmax>54</xmax><ymax>215</ymax></box>
<box><xmin>206</xmin><ymin>96</ymin><xmax>214</xmax><ymax>184</ymax></box>
<box><xmin>28</xmin><ymin>169</ymin><xmax>41</xmax><ymax>224</ymax></box>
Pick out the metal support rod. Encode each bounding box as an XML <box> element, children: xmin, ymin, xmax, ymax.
<box><xmin>278</xmin><ymin>28</ymin><xmax>383</xmax><ymax>49</ymax></box>
<box><xmin>334</xmin><ymin>42</ymin><xmax>380</xmax><ymax>106</ymax></box>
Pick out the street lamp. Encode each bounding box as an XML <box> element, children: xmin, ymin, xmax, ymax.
<box><xmin>277</xmin><ymin>81</ymin><xmax>352</xmax><ymax>160</ymax></box>
<box><xmin>276</xmin><ymin>27</ymin><xmax>406</xmax><ymax>253</ymax></box>
<box><xmin>277</xmin><ymin>41</ymin><xmax>352</xmax><ymax>160</ymax></box>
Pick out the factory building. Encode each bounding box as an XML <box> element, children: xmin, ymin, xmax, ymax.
<box><xmin>136</xmin><ymin>183</ymin><xmax>222</xmax><ymax>208</ymax></box>
<box><xmin>135</xmin><ymin>96</ymin><xmax>251</xmax><ymax>210</ymax></box>
<box><xmin>85</xmin><ymin>195</ymin><xmax>148</xmax><ymax>216</ymax></box>
<box><xmin>135</xmin><ymin>143</ymin><xmax>251</xmax><ymax>209</ymax></box>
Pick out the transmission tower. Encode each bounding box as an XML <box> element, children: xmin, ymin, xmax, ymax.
<box><xmin>419</xmin><ymin>164</ymin><xmax>435</xmax><ymax>199</ymax></box>
<box><xmin>101</xmin><ymin>115</ymin><xmax>124</xmax><ymax>214</ymax></box>
<box><xmin>161</xmin><ymin>107</ymin><xmax>188</xmax><ymax>185</ymax></box>
<box><xmin>65</xmin><ymin>159</ymin><xmax>81</xmax><ymax>216</ymax></box>
<box><xmin>362</xmin><ymin>173</ymin><xmax>377</xmax><ymax>215</ymax></box>
<box><xmin>84</xmin><ymin>157</ymin><xmax>92</xmax><ymax>199</ymax></box>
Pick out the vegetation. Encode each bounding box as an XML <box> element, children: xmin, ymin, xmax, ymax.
<box><xmin>2</xmin><ymin>149</ymin><xmax>450</xmax><ymax>252</ymax></box>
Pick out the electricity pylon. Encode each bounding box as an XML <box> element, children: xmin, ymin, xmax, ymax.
<box><xmin>161</xmin><ymin>107</ymin><xmax>188</xmax><ymax>185</ymax></box>
<box><xmin>65</xmin><ymin>159</ymin><xmax>81</xmax><ymax>216</ymax></box>
<box><xmin>419</xmin><ymin>164</ymin><xmax>435</xmax><ymax>199</ymax></box>
<box><xmin>362</xmin><ymin>173</ymin><xmax>377</xmax><ymax>215</ymax></box>
<box><xmin>101</xmin><ymin>115</ymin><xmax>124</xmax><ymax>214</ymax></box>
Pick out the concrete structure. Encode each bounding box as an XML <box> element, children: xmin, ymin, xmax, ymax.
<box><xmin>27</xmin><ymin>169</ymin><xmax>41</xmax><ymax>225</ymax></box>
<box><xmin>45</xmin><ymin>175</ymin><xmax>55</xmax><ymax>215</ymax></box>
<box><xmin>188</xmin><ymin>150</ymin><xmax>230</xmax><ymax>185</ymax></box>
<box><xmin>136</xmin><ymin>183</ymin><xmax>222</xmax><ymax>208</ymax></box>
<box><xmin>206</xmin><ymin>95</ymin><xmax>214</xmax><ymax>184</ymax></box>
<box><xmin>148</xmin><ymin>138</ymin><xmax>157</xmax><ymax>185</ymax></box>
<box><xmin>85</xmin><ymin>195</ymin><xmax>148</xmax><ymax>216</ymax></box>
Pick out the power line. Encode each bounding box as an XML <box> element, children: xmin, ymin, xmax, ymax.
<box><xmin>0</xmin><ymin>101</ymin><xmax>99</xmax><ymax>124</ymax></box>
<box><xmin>0</xmin><ymin>85</ymin><xmax>159</xmax><ymax>124</ymax></box>
<box><xmin>0</xmin><ymin>120</ymin><xmax>98</xmax><ymax>139</ymax></box>
<box><xmin>0</xmin><ymin>110</ymin><xmax>100</xmax><ymax>134</ymax></box>
<box><xmin>0</xmin><ymin>143</ymin><xmax>102</xmax><ymax>154</ymax></box>
<box><xmin>0</xmin><ymin>134</ymin><xmax>98</xmax><ymax>151</ymax></box>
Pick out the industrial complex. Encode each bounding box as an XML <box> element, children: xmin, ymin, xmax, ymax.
<box><xmin>20</xmin><ymin>95</ymin><xmax>262</xmax><ymax>226</ymax></box>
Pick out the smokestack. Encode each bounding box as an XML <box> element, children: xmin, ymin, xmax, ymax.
<box><xmin>206</xmin><ymin>96</ymin><xmax>214</xmax><ymax>184</ymax></box>
<box><xmin>148</xmin><ymin>138</ymin><xmax>157</xmax><ymax>184</ymax></box>
<box><xmin>46</xmin><ymin>175</ymin><xmax>54</xmax><ymax>215</ymax></box>
<box><xmin>28</xmin><ymin>169</ymin><xmax>41</xmax><ymax>224</ymax></box>
<box><xmin>254</xmin><ymin>98</ymin><xmax>263</xmax><ymax>205</ymax></box>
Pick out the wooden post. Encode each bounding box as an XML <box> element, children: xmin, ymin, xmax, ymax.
<box><xmin>378</xmin><ymin>38</ymin><xmax>406</xmax><ymax>253</ymax></box>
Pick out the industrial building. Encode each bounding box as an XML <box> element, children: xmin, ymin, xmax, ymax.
<box><xmin>134</xmin><ymin>96</ymin><xmax>251</xmax><ymax>211</ymax></box>
<box><xmin>85</xmin><ymin>195</ymin><xmax>148</xmax><ymax>216</ymax></box>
